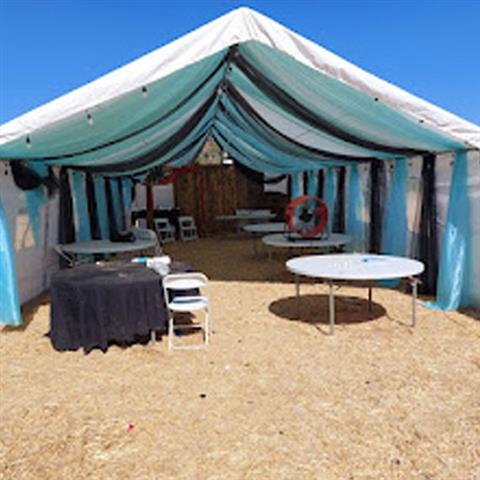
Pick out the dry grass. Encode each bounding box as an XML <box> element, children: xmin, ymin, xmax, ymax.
<box><xmin>1</xmin><ymin>236</ymin><xmax>479</xmax><ymax>479</ymax></box>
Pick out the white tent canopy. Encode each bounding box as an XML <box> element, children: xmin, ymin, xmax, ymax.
<box><xmin>0</xmin><ymin>6</ymin><xmax>478</xmax><ymax>168</ymax></box>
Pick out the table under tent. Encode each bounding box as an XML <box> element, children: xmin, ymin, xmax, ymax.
<box><xmin>0</xmin><ymin>7</ymin><xmax>479</xmax><ymax>327</ymax></box>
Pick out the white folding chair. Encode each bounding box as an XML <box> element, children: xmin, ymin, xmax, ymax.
<box><xmin>161</xmin><ymin>273</ymin><xmax>210</xmax><ymax>351</ymax></box>
<box><xmin>154</xmin><ymin>218</ymin><xmax>175</xmax><ymax>243</ymax></box>
<box><xmin>178</xmin><ymin>215</ymin><xmax>198</xmax><ymax>241</ymax></box>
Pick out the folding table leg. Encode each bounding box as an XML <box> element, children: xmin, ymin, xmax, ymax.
<box><xmin>368</xmin><ymin>286</ymin><xmax>373</xmax><ymax>312</ymax></box>
<box><xmin>295</xmin><ymin>274</ymin><xmax>300</xmax><ymax>318</ymax></box>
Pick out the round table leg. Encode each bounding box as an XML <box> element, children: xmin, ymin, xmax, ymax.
<box><xmin>328</xmin><ymin>279</ymin><xmax>335</xmax><ymax>335</ymax></box>
<box><xmin>295</xmin><ymin>274</ymin><xmax>300</xmax><ymax>318</ymax></box>
<box><xmin>411</xmin><ymin>277</ymin><xmax>418</xmax><ymax>327</ymax></box>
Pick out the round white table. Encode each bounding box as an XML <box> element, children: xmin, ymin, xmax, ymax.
<box><xmin>262</xmin><ymin>233</ymin><xmax>351</xmax><ymax>251</ymax></box>
<box><xmin>286</xmin><ymin>254</ymin><xmax>425</xmax><ymax>334</ymax></box>
<box><xmin>243</xmin><ymin>223</ymin><xmax>287</xmax><ymax>256</ymax></box>
<box><xmin>243</xmin><ymin>222</ymin><xmax>287</xmax><ymax>234</ymax></box>
<box><xmin>216</xmin><ymin>213</ymin><xmax>276</xmax><ymax>221</ymax></box>
<box><xmin>217</xmin><ymin>213</ymin><xmax>277</xmax><ymax>234</ymax></box>
<box><xmin>60</xmin><ymin>239</ymin><xmax>157</xmax><ymax>265</ymax></box>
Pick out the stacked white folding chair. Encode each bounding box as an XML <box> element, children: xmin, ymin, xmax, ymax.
<box><xmin>154</xmin><ymin>218</ymin><xmax>175</xmax><ymax>243</ymax></box>
<box><xmin>178</xmin><ymin>215</ymin><xmax>199</xmax><ymax>241</ymax></box>
<box><xmin>162</xmin><ymin>273</ymin><xmax>210</xmax><ymax>351</ymax></box>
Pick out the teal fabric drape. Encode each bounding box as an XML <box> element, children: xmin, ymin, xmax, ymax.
<box><xmin>121</xmin><ymin>178</ymin><xmax>133</xmax><ymax>212</ymax></box>
<box><xmin>121</xmin><ymin>178</ymin><xmax>133</xmax><ymax>228</ymax></box>
<box><xmin>346</xmin><ymin>164</ymin><xmax>366</xmax><ymax>252</ymax></box>
<box><xmin>290</xmin><ymin>172</ymin><xmax>303</xmax><ymax>199</ymax></box>
<box><xmin>307</xmin><ymin>171</ymin><xmax>319</xmax><ymax>197</ymax></box>
<box><xmin>382</xmin><ymin>158</ymin><xmax>408</xmax><ymax>256</ymax></box>
<box><xmin>0</xmin><ymin>196</ymin><xmax>21</xmax><ymax>326</ymax></box>
<box><xmin>70</xmin><ymin>170</ymin><xmax>91</xmax><ymax>241</ymax></box>
<box><xmin>428</xmin><ymin>151</ymin><xmax>471</xmax><ymax>310</ymax></box>
<box><xmin>93</xmin><ymin>176</ymin><xmax>110</xmax><ymax>239</ymax></box>
<box><xmin>324</xmin><ymin>167</ymin><xmax>337</xmax><ymax>233</ymax></box>
<box><xmin>24</xmin><ymin>163</ymin><xmax>49</xmax><ymax>246</ymax></box>
<box><xmin>380</xmin><ymin>158</ymin><xmax>408</xmax><ymax>287</ymax></box>
<box><xmin>218</xmin><ymin>95</ymin><xmax>352</xmax><ymax>167</ymax></box>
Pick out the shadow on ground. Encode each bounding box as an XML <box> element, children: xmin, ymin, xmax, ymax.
<box><xmin>269</xmin><ymin>293</ymin><xmax>386</xmax><ymax>333</ymax></box>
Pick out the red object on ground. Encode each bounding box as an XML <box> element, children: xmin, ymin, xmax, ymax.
<box><xmin>127</xmin><ymin>423</ymin><xmax>135</xmax><ymax>431</ymax></box>
<box><xmin>285</xmin><ymin>195</ymin><xmax>328</xmax><ymax>238</ymax></box>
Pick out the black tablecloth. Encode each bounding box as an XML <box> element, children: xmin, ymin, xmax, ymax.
<box><xmin>49</xmin><ymin>261</ymin><xmax>189</xmax><ymax>353</ymax></box>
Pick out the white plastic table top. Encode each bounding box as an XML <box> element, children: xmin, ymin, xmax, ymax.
<box><xmin>286</xmin><ymin>254</ymin><xmax>425</xmax><ymax>280</ymax></box>
<box><xmin>216</xmin><ymin>213</ymin><xmax>276</xmax><ymax>221</ymax></box>
<box><xmin>262</xmin><ymin>233</ymin><xmax>351</xmax><ymax>249</ymax></box>
<box><xmin>60</xmin><ymin>239</ymin><xmax>157</xmax><ymax>255</ymax></box>
<box><xmin>243</xmin><ymin>222</ymin><xmax>287</xmax><ymax>233</ymax></box>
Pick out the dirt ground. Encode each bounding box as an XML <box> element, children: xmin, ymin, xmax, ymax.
<box><xmin>1</xmin><ymin>237</ymin><xmax>479</xmax><ymax>479</ymax></box>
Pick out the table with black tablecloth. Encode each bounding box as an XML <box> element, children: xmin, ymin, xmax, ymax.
<box><xmin>49</xmin><ymin>261</ymin><xmax>189</xmax><ymax>353</ymax></box>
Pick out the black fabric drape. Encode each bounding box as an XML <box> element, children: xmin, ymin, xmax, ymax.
<box><xmin>369</xmin><ymin>160</ymin><xmax>387</xmax><ymax>253</ymax></box>
<box><xmin>303</xmin><ymin>172</ymin><xmax>308</xmax><ymax>195</ymax></box>
<box><xmin>58</xmin><ymin>168</ymin><xmax>75</xmax><ymax>246</ymax></box>
<box><xmin>85</xmin><ymin>173</ymin><xmax>101</xmax><ymax>240</ymax></box>
<box><xmin>10</xmin><ymin>162</ymin><xmax>44</xmax><ymax>190</ymax></box>
<box><xmin>116</xmin><ymin>179</ymin><xmax>126</xmax><ymax>232</ymax></box>
<box><xmin>104</xmin><ymin>179</ymin><xmax>118</xmax><ymax>240</ymax></box>
<box><xmin>10</xmin><ymin>162</ymin><xmax>59</xmax><ymax>196</ymax></box>
<box><xmin>318</xmin><ymin>170</ymin><xmax>324</xmax><ymax>198</ymax></box>
<box><xmin>417</xmin><ymin>154</ymin><xmax>438</xmax><ymax>294</ymax></box>
<box><xmin>333</xmin><ymin>166</ymin><xmax>346</xmax><ymax>233</ymax></box>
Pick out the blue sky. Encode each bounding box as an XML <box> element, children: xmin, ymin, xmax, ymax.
<box><xmin>1</xmin><ymin>0</ymin><xmax>479</xmax><ymax>125</ymax></box>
